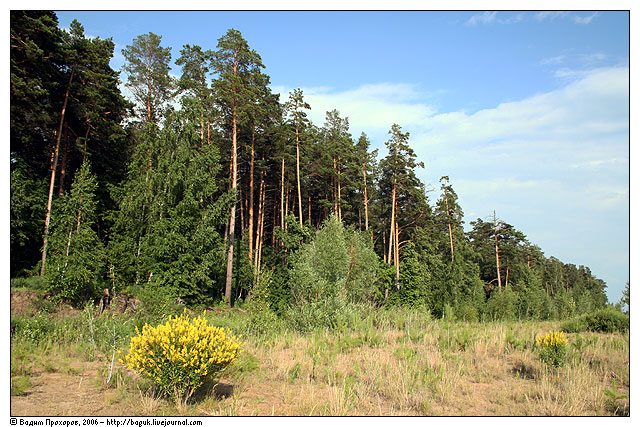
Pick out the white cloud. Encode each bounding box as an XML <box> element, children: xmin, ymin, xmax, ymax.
<box><xmin>464</xmin><ymin>11</ymin><xmax>525</xmax><ymax>26</ymax></box>
<box><xmin>540</xmin><ymin>55</ymin><xmax>566</xmax><ymax>65</ymax></box>
<box><xmin>465</xmin><ymin>11</ymin><xmax>497</xmax><ymax>26</ymax></box>
<box><xmin>272</xmin><ymin>83</ymin><xmax>435</xmax><ymax>131</ymax></box>
<box><xmin>574</xmin><ymin>12</ymin><xmax>598</xmax><ymax>25</ymax></box>
<box><xmin>535</xmin><ymin>11</ymin><xmax>569</xmax><ymax>21</ymax></box>
<box><xmin>534</xmin><ymin>11</ymin><xmax>598</xmax><ymax>25</ymax></box>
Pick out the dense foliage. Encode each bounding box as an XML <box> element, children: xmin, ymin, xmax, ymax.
<box><xmin>10</xmin><ymin>12</ymin><xmax>620</xmax><ymax>325</ymax></box>
<box><xmin>122</xmin><ymin>311</ymin><xmax>242</xmax><ymax>403</ymax></box>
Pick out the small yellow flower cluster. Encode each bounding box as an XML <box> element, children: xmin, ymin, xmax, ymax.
<box><xmin>121</xmin><ymin>310</ymin><xmax>242</xmax><ymax>399</ymax></box>
<box><xmin>536</xmin><ymin>330</ymin><xmax>568</xmax><ymax>348</ymax></box>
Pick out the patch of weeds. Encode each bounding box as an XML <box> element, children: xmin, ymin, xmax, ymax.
<box><xmin>226</xmin><ymin>351</ymin><xmax>260</xmax><ymax>378</ymax></box>
<box><xmin>393</xmin><ymin>345</ymin><xmax>418</xmax><ymax>362</ymax></box>
<box><xmin>11</xmin><ymin>376</ymin><xmax>32</xmax><ymax>396</ymax></box>
<box><xmin>437</xmin><ymin>327</ymin><xmax>453</xmax><ymax>353</ymax></box>
<box><xmin>11</xmin><ymin>314</ymin><xmax>55</xmax><ymax>343</ymax></box>
<box><xmin>455</xmin><ymin>328</ymin><xmax>474</xmax><ymax>351</ymax></box>
<box><xmin>570</xmin><ymin>334</ymin><xmax>586</xmax><ymax>352</ymax></box>
<box><xmin>336</xmin><ymin>334</ymin><xmax>364</xmax><ymax>352</ymax></box>
<box><xmin>511</xmin><ymin>362</ymin><xmax>536</xmax><ymax>380</ymax></box>
<box><xmin>504</xmin><ymin>329</ymin><xmax>526</xmax><ymax>353</ymax></box>
<box><xmin>603</xmin><ymin>379</ymin><xmax>629</xmax><ymax>416</ymax></box>
<box><xmin>42</xmin><ymin>358</ymin><xmax>57</xmax><ymax>373</ymax></box>
<box><xmin>420</xmin><ymin>399</ymin><xmax>431</xmax><ymax>415</ymax></box>
<box><xmin>288</xmin><ymin>362</ymin><xmax>301</xmax><ymax>382</ymax></box>
<box><xmin>405</xmin><ymin>325</ymin><xmax>424</xmax><ymax>343</ymax></box>
<box><xmin>362</xmin><ymin>326</ymin><xmax>383</xmax><ymax>347</ymax></box>
<box><xmin>608</xmin><ymin>338</ymin><xmax>625</xmax><ymax>351</ymax></box>
<box><xmin>421</xmin><ymin>365</ymin><xmax>443</xmax><ymax>392</ymax></box>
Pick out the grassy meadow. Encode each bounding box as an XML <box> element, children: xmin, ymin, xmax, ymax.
<box><xmin>10</xmin><ymin>294</ymin><xmax>629</xmax><ymax>416</ymax></box>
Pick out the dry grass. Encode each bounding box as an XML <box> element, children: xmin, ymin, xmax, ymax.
<box><xmin>11</xmin><ymin>314</ymin><xmax>629</xmax><ymax>416</ymax></box>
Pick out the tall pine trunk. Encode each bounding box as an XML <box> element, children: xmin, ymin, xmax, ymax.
<box><xmin>41</xmin><ymin>62</ymin><xmax>76</xmax><ymax>277</ymax></box>
<box><xmin>224</xmin><ymin>51</ymin><xmax>238</xmax><ymax>307</ymax></box>
<box><xmin>295</xmin><ymin>124</ymin><xmax>303</xmax><ymax>227</ymax></box>
<box><xmin>387</xmin><ymin>179</ymin><xmax>397</xmax><ymax>265</ymax></box>
<box><xmin>445</xmin><ymin>191</ymin><xmax>455</xmax><ymax>264</ymax></box>
<box><xmin>248</xmin><ymin>131</ymin><xmax>255</xmax><ymax>260</ymax></box>
<box><xmin>494</xmin><ymin>210</ymin><xmax>502</xmax><ymax>291</ymax></box>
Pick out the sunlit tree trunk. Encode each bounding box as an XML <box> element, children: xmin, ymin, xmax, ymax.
<box><xmin>41</xmin><ymin>62</ymin><xmax>76</xmax><ymax>277</ymax></box>
<box><xmin>494</xmin><ymin>210</ymin><xmax>502</xmax><ymax>291</ymax></box>
<box><xmin>295</xmin><ymin>123</ymin><xmax>303</xmax><ymax>227</ymax></box>
<box><xmin>445</xmin><ymin>191</ymin><xmax>455</xmax><ymax>264</ymax></box>
<box><xmin>224</xmin><ymin>51</ymin><xmax>238</xmax><ymax>307</ymax></box>
<box><xmin>248</xmin><ymin>131</ymin><xmax>255</xmax><ymax>260</ymax></box>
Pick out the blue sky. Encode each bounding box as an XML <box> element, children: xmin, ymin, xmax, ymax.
<box><xmin>54</xmin><ymin>10</ymin><xmax>630</xmax><ymax>302</ymax></box>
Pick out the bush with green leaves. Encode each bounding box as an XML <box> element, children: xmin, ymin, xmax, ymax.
<box><xmin>44</xmin><ymin>160</ymin><xmax>106</xmax><ymax>305</ymax></box>
<box><xmin>286</xmin><ymin>215</ymin><xmax>379</xmax><ymax>331</ymax></box>
<box><xmin>10</xmin><ymin>276</ymin><xmax>46</xmax><ymax>291</ymax></box>
<box><xmin>536</xmin><ymin>330</ymin><xmax>568</xmax><ymax>368</ymax></box>
<box><xmin>484</xmin><ymin>288</ymin><xmax>517</xmax><ymax>321</ymax></box>
<box><xmin>561</xmin><ymin>308</ymin><xmax>629</xmax><ymax>334</ymax></box>
<box><xmin>584</xmin><ymin>308</ymin><xmax>629</xmax><ymax>333</ymax></box>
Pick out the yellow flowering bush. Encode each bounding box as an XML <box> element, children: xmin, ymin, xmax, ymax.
<box><xmin>535</xmin><ymin>330</ymin><xmax>568</xmax><ymax>368</ymax></box>
<box><xmin>121</xmin><ymin>311</ymin><xmax>242</xmax><ymax>403</ymax></box>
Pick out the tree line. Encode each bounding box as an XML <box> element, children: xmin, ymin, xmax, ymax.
<box><xmin>10</xmin><ymin>11</ymin><xmax>610</xmax><ymax>321</ymax></box>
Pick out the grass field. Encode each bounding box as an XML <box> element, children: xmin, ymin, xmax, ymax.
<box><xmin>10</xmin><ymin>292</ymin><xmax>629</xmax><ymax>416</ymax></box>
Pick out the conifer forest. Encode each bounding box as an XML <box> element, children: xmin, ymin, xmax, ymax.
<box><xmin>10</xmin><ymin>11</ymin><xmax>618</xmax><ymax>323</ymax></box>
<box><xmin>10</xmin><ymin>11</ymin><xmax>630</xmax><ymax>417</ymax></box>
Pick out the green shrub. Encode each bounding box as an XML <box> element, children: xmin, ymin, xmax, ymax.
<box><xmin>11</xmin><ymin>314</ymin><xmax>55</xmax><ymax>342</ymax></box>
<box><xmin>11</xmin><ymin>276</ymin><xmax>46</xmax><ymax>290</ymax></box>
<box><xmin>122</xmin><ymin>311</ymin><xmax>243</xmax><ymax>404</ymax></box>
<box><xmin>536</xmin><ymin>330</ymin><xmax>568</xmax><ymax>368</ymax></box>
<box><xmin>244</xmin><ymin>301</ymin><xmax>286</xmax><ymax>337</ymax></box>
<box><xmin>11</xmin><ymin>376</ymin><xmax>32</xmax><ymax>396</ymax></box>
<box><xmin>584</xmin><ymin>308</ymin><xmax>629</xmax><ymax>333</ymax></box>
<box><xmin>286</xmin><ymin>215</ymin><xmax>378</xmax><ymax>331</ymax></box>
<box><xmin>561</xmin><ymin>308</ymin><xmax>629</xmax><ymax>334</ymax></box>
<box><xmin>455</xmin><ymin>301</ymin><xmax>479</xmax><ymax>322</ymax></box>
<box><xmin>560</xmin><ymin>317</ymin><xmax>588</xmax><ymax>333</ymax></box>
<box><xmin>485</xmin><ymin>288</ymin><xmax>517</xmax><ymax>321</ymax></box>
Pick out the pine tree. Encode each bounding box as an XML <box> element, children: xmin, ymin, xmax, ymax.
<box><xmin>122</xmin><ymin>32</ymin><xmax>175</xmax><ymax>123</ymax></box>
<box><xmin>109</xmin><ymin>32</ymin><xmax>176</xmax><ymax>289</ymax></box>
<box><xmin>379</xmin><ymin>124</ymin><xmax>425</xmax><ymax>289</ymax></box>
<box><xmin>285</xmin><ymin>89</ymin><xmax>311</xmax><ymax>227</ymax></box>
<box><xmin>211</xmin><ymin>28</ymin><xmax>264</xmax><ymax>306</ymax></box>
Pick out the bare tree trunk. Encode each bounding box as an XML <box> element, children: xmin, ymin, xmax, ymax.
<box><xmin>285</xmin><ymin>179</ymin><xmax>289</xmax><ymax>229</ymax></box>
<box><xmin>382</xmin><ymin>219</ymin><xmax>387</xmax><ymax>264</ymax></box>
<box><xmin>331</xmin><ymin>157</ymin><xmax>338</xmax><ymax>215</ymax></box>
<box><xmin>337</xmin><ymin>162</ymin><xmax>342</xmax><ymax>222</ymax></box>
<box><xmin>494</xmin><ymin>210</ymin><xmax>502</xmax><ymax>291</ymax></box>
<box><xmin>445</xmin><ymin>192</ymin><xmax>455</xmax><ymax>264</ymax></box>
<box><xmin>257</xmin><ymin>175</ymin><xmax>265</xmax><ymax>279</ymax></box>
<box><xmin>41</xmin><ymin>63</ymin><xmax>76</xmax><ymax>277</ymax></box>
<box><xmin>248</xmin><ymin>132</ymin><xmax>255</xmax><ymax>260</ymax></box>
<box><xmin>58</xmin><ymin>126</ymin><xmax>68</xmax><ymax>196</ymax></box>
<box><xmin>395</xmin><ymin>221</ymin><xmax>400</xmax><ymax>290</ymax></box>
<box><xmin>280</xmin><ymin>156</ymin><xmax>285</xmax><ymax>232</ymax></box>
<box><xmin>362</xmin><ymin>163</ymin><xmax>370</xmax><ymax>237</ymax></box>
<box><xmin>253</xmin><ymin>172</ymin><xmax>263</xmax><ymax>285</ymax></box>
<box><xmin>387</xmin><ymin>180</ymin><xmax>397</xmax><ymax>265</ymax></box>
<box><xmin>295</xmin><ymin>125</ymin><xmax>303</xmax><ymax>227</ymax></box>
<box><xmin>272</xmin><ymin>197</ymin><xmax>277</xmax><ymax>247</ymax></box>
<box><xmin>224</xmin><ymin>50</ymin><xmax>239</xmax><ymax>307</ymax></box>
